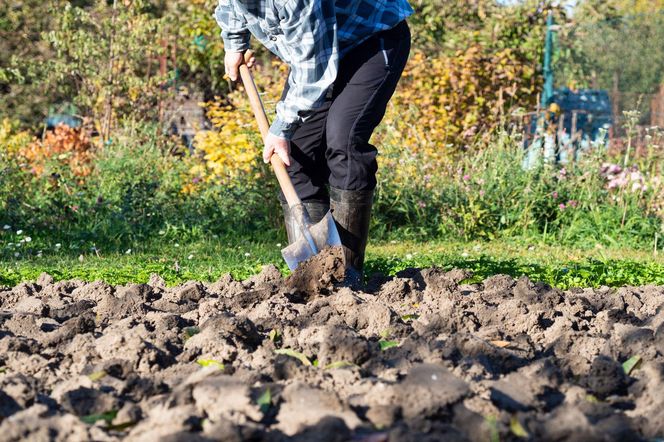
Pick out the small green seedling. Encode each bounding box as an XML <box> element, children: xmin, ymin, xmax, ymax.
<box><xmin>622</xmin><ymin>355</ymin><xmax>642</xmax><ymax>375</ymax></box>
<box><xmin>401</xmin><ymin>314</ymin><xmax>419</xmax><ymax>322</ymax></box>
<box><xmin>183</xmin><ymin>327</ymin><xmax>200</xmax><ymax>341</ymax></box>
<box><xmin>88</xmin><ymin>370</ymin><xmax>107</xmax><ymax>382</ymax></box>
<box><xmin>81</xmin><ymin>410</ymin><xmax>118</xmax><ymax>425</ymax></box>
<box><xmin>485</xmin><ymin>415</ymin><xmax>500</xmax><ymax>442</ymax></box>
<box><xmin>274</xmin><ymin>348</ymin><xmax>312</xmax><ymax>366</ymax></box>
<box><xmin>196</xmin><ymin>359</ymin><xmax>225</xmax><ymax>370</ymax></box>
<box><xmin>324</xmin><ymin>361</ymin><xmax>355</xmax><ymax>370</ymax></box>
<box><xmin>510</xmin><ymin>417</ymin><xmax>529</xmax><ymax>438</ymax></box>
<box><xmin>379</xmin><ymin>340</ymin><xmax>399</xmax><ymax>351</ymax></box>
<box><xmin>268</xmin><ymin>329</ymin><xmax>281</xmax><ymax>345</ymax></box>
<box><xmin>257</xmin><ymin>388</ymin><xmax>272</xmax><ymax>414</ymax></box>
<box><xmin>106</xmin><ymin>421</ymin><xmax>137</xmax><ymax>432</ymax></box>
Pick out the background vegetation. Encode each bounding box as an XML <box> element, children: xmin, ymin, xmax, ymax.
<box><xmin>1</xmin><ymin>0</ymin><xmax>663</xmax><ymax>286</ymax></box>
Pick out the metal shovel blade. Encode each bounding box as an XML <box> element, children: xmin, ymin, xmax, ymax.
<box><xmin>281</xmin><ymin>210</ymin><xmax>341</xmax><ymax>271</ymax></box>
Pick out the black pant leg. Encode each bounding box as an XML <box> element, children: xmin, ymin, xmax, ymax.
<box><xmin>325</xmin><ymin>21</ymin><xmax>411</xmax><ymax>191</ymax></box>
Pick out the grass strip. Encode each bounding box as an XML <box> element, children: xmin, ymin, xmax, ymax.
<box><xmin>1</xmin><ymin>238</ymin><xmax>662</xmax><ymax>289</ymax></box>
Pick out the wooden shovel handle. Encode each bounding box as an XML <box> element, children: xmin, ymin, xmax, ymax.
<box><xmin>238</xmin><ymin>62</ymin><xmax>301</xmax><ymax>208</ymax></box>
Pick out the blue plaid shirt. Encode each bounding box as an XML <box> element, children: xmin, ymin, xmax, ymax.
<box><xmin>214</xmin><ymin>0</ymin><xmax>413</xmax><ymax>139</ymax></box>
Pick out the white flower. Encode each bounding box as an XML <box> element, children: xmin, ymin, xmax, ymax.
<box><xmin>159</xmin><ymin>230</ymin><xmax>165</xmax><ymax>235</ymax></box>
<box><xmin>188</xmin><ymin>254</ymin><xmax>194</xmax><ymax>260</ymax></box>
<box><xmin>55</xmin><ymin>243</ymin><xmax>62</xmax><ymax>248</ymax></box>
<box><xmin>461</xmin><ymin>252</ymin><xmax>469</xmax><ymax>258</ymax></box>
<box><xmin>16</xmin><ymin>230</ymin><xmax>23</xmax><ymax>235</ymax></box>
<box><xmin>244</xmin><ymin>252</ymin><xmax>251</xmax><ymax>257</ymax></box>
<box><xmin>276</xmin><ymin>243</ymin><xmax>282</xmax><ymax>247</ymax></box>
<box><xmin>78</xmin><ymin>255</ymin><xmax>84</xmax><ymax>262</ymax></box>
<box><xmin>405</xmin><ymin>253</ymin><xmax>413</xmax><ymax>260</ymax></box>
<box><xmin>14</xmin><ymin>252</ymin><xmax>20</xmax><ymax>257</ymax></box>
<box><xmin>2</xmin><ymin>225</ymin><xmax>10</xmax><ymax>230</ymax></box>
<box><xmin>24</xmin><ymin>237</ymin><xmax>31</xmax><ymax>243</ymax></box>
<box><xmin>125</xmin><ymin>249</ymin><xmax>132</xmax><ymax>254</ymax></box>
<box><xmin>174</xmin><ymin>243</ymin><xmax>180</xmax><ymax>248</ymax></box>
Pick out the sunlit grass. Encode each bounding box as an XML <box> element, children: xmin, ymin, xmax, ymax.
<box><xmin>1</xmin><ymin>235</ymin><xmax>662</xmax><ymax>289</ymax></box>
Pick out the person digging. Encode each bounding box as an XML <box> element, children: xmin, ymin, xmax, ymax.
<box><xmin>215</xmin><ymin>0</ymin><xmax>413</xmax><ymax>285</ymax></box>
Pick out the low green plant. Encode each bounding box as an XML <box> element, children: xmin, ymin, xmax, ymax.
<box><xmin>196</xmin><ymin>359</ymin><xmax>225</xmax><ymax>370</ymax></box>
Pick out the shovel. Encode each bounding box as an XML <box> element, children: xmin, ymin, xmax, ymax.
<box><xmin>238</xmin><ymin>63</ymin><xmax>341</xmax><ymax>270</ymax></box>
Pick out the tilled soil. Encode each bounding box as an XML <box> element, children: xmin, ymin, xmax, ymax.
<box><xmin>0</xmin><ymin>250</ymin><xmax>663</xmax><ymax>441</ymax></box>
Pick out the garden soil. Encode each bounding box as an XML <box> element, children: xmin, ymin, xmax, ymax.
<box><xmin>1</xmin><ymin>248</ymin><xmax>663</xmax><ymax>441</ymax></box>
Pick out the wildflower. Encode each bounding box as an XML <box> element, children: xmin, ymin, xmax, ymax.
<box><xmin>188</xmin><ymin>254</ymin><xmax>194</xmax><ymax>260</ymax></box>
<box><xmin>78</xmin><ymin>255</ymin><xmax>84</xmax><ymax>262</ymax></box>
<box><xmin>14</xmin><ymin>252</ymin><xmax>19</xmax><ymax>257</ymax></box>
<box><xmin>24</xmin><ymin>236</ymin><xmax>31</xmax><ymax>242</ymax></box>
<box><xmin>461</xmin><ymin>252</ymin><xmax>469</xmax><ymax>258</ymax></box>
<box><xmin>405</xmin><ymin>253</ymin><xmax>413</xmax><ymax>260</ymax></box>
<box><xmin>417</xmin><ymin>201</ymin><xmax>426</xmax><ymax>209</ymax></box>
<box><xmin>558</xmin><ymin>203</ymin><xmax>566</xmax><ymax>210</ymax></box>
<box><xmin>276</xmin><ymin>243</ymin><xmax>282</xmax><ymax>247</ymax></box>
<box><xmin>558</xmin><ymin>168</ymin><xmax>567</xmax><ymax>180</ymax></box>
<box><xmin>2</xmin><ymin>225</ymin><xmax>10</xmax><ymax>230</ymax></box>
<box><xmin>462</xmin><ymin>174</ymin><xmax>470</xmax><ymax>181</ymax></box>
<box><xmin>551</xmin><ymin>191</ymin><xmax>558</xmax><ymax>199</ymax></box>
<box><xmin>125</xmin><ymin>249</ymin><xmax>132</xmax><ymax>254</ymax></box>
<box><xmin>37</xmin><ymin>251</ymin><xmax>43</xmax><ymax>258</ymax></box>
<box><xmin>601</xmin><ymin>163</ymin><xmax>622</xmax><ymax>176</ymax></box>
<box><xmin>16</xmin><ymin>229</ymin><xmax>23</xmax><ymax>235</ymax></box>
<box><xmin>479</xmin><ymin>190</ymin><xmax>485</xmax><ymax>197</ymax></box>
<box><xmin>567</xmin><ymin>200</ymin><xmax>578</xmax><ymax>208</ymax></box>
<box><xmin>159</xmin><ymin>230</ymin><xmax>165</xmax><ymax>235</ymax></box>
<box><xmin>174</xmin><ymin>243</ymin><xmax>180</xmax><ymax>248</ymax></box>
<box><xmin>244</xmin><ymin>252</ymin><xmax>251</xmax><ymax>257</ymax></box>
<box><xmin>55</xmin><ymin>243</ymin><xmax>62</xmax><ymax>248</ymax></box>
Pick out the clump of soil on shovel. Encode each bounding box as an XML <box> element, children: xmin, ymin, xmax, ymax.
<box><xmin>285</xmin><ymin>246</ymin><xmax>345</xmax><ymax>296</ymax></box>
<box><xmin>1</xmin><ymin>261</ymin><xmax>663</xmax><ymax>441</ymax></box>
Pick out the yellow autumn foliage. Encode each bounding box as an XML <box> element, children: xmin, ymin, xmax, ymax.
<box><xmin>0</xmin><ymin>119</ymin><xmax>34</xmax><ymax>155</ymax></box>
<box><xmin>189</xmin><ymin>62</ymin><xmax>287</xmax><ymax>191</ymax></box>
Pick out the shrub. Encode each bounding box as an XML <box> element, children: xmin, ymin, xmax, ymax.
<box><xmin>19</xmin><ymin>125</ymin><xmax>94</xmax><ymax>178</ymax></box>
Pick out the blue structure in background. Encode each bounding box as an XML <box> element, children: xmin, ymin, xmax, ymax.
<box><xmin>45</xmin><ymin>114</ymin><xmax>82</xmax><ymax>130</ymax></box>
<box><xmin>523</xmin><ymin>13</ymin><xmax>613</xmax><ymax>168</ymax></box>
<box><xmin>550</xmin><ymin>88</ymin><xmax>612</xmax><ymax>141</ymax></box>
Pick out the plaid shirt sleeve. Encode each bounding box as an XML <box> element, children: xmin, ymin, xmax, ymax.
<box><xmin>269</xmin><ymin>0</ymin><xmax>339</xmax><ymax>139</ymax></box>
<box><xmin>214</xmin><ymin>0</ymin><xmax>251</xmax><ymax>52</ymax></box>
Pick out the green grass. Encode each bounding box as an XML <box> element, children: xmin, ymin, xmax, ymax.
<box><xmin>1</xmin><ymin>235</ymin><xmax>663</xmax><ymax>289</ymax></box>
